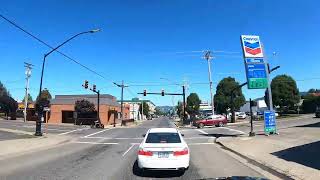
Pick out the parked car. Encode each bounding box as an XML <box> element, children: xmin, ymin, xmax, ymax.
<box><xmin>137</xmin><ymin>128</ymin><xmax>189</xmax><ymax>173</ymax></box>
<box><xmin>237</xmin><ymin>112</ymin><xmax>247</xmax><ymax>119</ymax></box>
<box><xmin>193</xmin><ymin>115</ymin><xmax>227</xmax><ymax>128</ymax></box>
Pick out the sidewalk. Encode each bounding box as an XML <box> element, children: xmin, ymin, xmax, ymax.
<box><xmin>0</xmin><ymin>129</ymin><xmax>72</xmax><ymax>160</ymax></box>
<box><xmin>217</xmin><ymin>123</ymin><xmax>320</xmax><ymax>180</ymax></box>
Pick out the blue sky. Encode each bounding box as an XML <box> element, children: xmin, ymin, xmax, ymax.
<box><xmin>1</xmin><ymin>0</ymin><xmax>319</xmax><ymax>106</ymax></box>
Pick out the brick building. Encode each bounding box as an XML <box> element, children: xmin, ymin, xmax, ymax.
<box><xmin>49</xmin><ymin>94</ymin><xmax>129</xmax><ymax>125</ymax></box>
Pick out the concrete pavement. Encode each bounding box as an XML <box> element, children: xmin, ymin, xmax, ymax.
<box><xmin>217</xmin><ymin>119</ymin><xmax>320</xmax><ymax>180</ymax></box>
<box><xmin>0</xmin><ymin>117</ymin><xmax>267</xmax><ymax>180</ymax></box>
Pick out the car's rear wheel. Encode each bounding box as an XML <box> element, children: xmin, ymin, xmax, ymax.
<box><xmin>218</xmin><ymin>122</ymin><xmax>224</xmax><ymax>127</ymax></box>
<box><xmin>198</xmin><ymin>123</ymin><xmax>204</xmax><ymax>129</ymax></box>
<box><xmin>178</xmin><ymin>168</ymin><xmax>186</xmax><ymax>174</ymax></box>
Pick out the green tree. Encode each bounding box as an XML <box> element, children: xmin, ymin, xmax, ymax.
<box><xmin>36</xmin><ymin>88</ymin><xmax>52</xmax><ymax>110</ymax></box>
<box><xmin>22</xmin><ymin>93</ymin><xmax>33</xmax><ymax>103</ymax></box>
<box><xmin>308</xmin><ymin>89</ymin><xmax>316</xmax><ymax>93</ymax></box>
<box><xmin>176</xmin><ymin>101</ymin><xmax>184</xmax><ymax>118</ymax></box>
<box><xmin>75</xmin><ymin>99</ymin><xmax>96</xmax><ymax>113</ymax></box>
<box><xmin>214</xmin><ymin>77</ymin><xmax>246</xmax><ymax>118</ymax></box>
<box><xmin>301</xmin><ymin>95</ymin><xmax>320</xmax><ymax>113</ymax></box>
<box><xmin>266</xmin><ymin>75</ymin><xmax>300</xmax><ymax>113</ymax></box>
<box><xmin>308</xmin><ymin>88</ymin><xmax>320</xmax><ymax>93</ymax></box>
<box><xmin>0</xmin><ymin>95</ymin><xmax>18</xmax><ymax>120</ymax></box>
<box><xmin>0</xmin><ymin>81</ymin><xmax>10</xmax><ymax>97</ymax></box>
<box><xmin>186</xmin><ymin>93</ymin><xmax>201</xmax><ymax>118</ymax></box>
<box><xmin>139</xmin><ymin>102</ymin><xmax>150</xmax><ymax>117</ymax></box>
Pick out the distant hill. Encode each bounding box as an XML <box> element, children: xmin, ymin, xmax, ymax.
<box><xmin>253</xmin><ymin>97</ymin><xmax>265</xmax><ymax>101</ymax></box>
<box><xmin>300</xmin><ymin>92</ymin><xmax>308</xmax><ymax>97</ymax></box>
<box><xmin>156</xmin><ymin>106</ymin><xmax>175</xmax><ymax>113</ymax></box>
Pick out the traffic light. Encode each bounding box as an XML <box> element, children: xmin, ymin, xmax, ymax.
<box><xmin>84</xmin><ymin>80</ymin><xmax>88</xmax><ymax>89</ymax></box>
<box><xmin>143</xmin><ymin>90</ymin><xmax>147</xmax><ymax>96</ymax></box>
<box><xmin>93</xmin><ymin>84</ymin><xmax>96</xmax><ymax>92</ymax></box>
<box><xmin>161</xmin><ymin>89</ymin><xmax>164</xmax><ymax>96</ymax></box>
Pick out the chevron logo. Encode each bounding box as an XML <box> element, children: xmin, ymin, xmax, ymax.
<box><xmin>241</xmin><ymin>35</ymin><xmax>264</xmax><ymax>58</ymax></box>
<box><xmin>245</xmin><ymin>46</ymin><xmax>262</xmax><ymax>55</ymax></box>
<box><xmin>244</xmin><ymin>41</ymin><xmax>262</xmax><ymax>55</ymax></box>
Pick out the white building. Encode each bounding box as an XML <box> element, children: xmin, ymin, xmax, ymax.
<box><xmin>240</xmin><ymin>99</ymin><xmax>268</xmax><ymax>114</ymax></box>
<box><xmin>199</xmin><ymin>101</ymin><xmax>214</xmax><ymax>115</ymax></box>
<box><xmin>120</xmin><ymin>98</ymin><xmax>156</xmax><ymax>120</ymax></box>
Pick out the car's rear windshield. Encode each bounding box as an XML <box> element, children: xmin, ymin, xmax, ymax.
<box><xmin>145</xmin><ymin>132</ymin><xmax>181</xmax><ymax>143</ymax></box>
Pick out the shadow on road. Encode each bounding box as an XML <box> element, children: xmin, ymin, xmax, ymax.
<box><xmin>295</xmin><ymin>121</ymin><xmax>320</xmax><ymax>128</ymax></box>
<box><xmin>132</xmin><ymin>160</ymin><xmax>185</xmax><ymax>178</ymax></box>
<box><xmin>272</xmin><ymin>141</ymin><xmax>320</xmax><ymax>170</ymax></box>
<box><xmin>198</xmin><ymin>132</ymin><xmax>241</xmax><ymax>138</ymax></box>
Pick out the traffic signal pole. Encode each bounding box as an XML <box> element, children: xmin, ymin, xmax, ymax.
<box><xmin>82</xmin><ymin>81</ymin><xmax>102</xmax><ymax>127</ymax></box>
<box><xmin>114</xmin><ymin>81</ymin><xmax>128</xmax><ymax>126</ymax></box>
<box><xmin>139</xmin><ymin>87</ymin><xmax>187</xmax><ymax>123</ymax></box>
<box><xmin>120</xmin><ymin>80</ymin><xmax>124</xmax><ymax>126</ymax></box>
<box><xmin>97</xmin><ymin>90</ymin><xmax>100</xmax><ymax>123</ymax></box>
<box><xmin>249</xmin><ymin>98</ymin><xmax>255</xmax><ymax>136</ymax></box>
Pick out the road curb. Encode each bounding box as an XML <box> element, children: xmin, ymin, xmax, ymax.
<box><xmin>0</xmin><ymin>128</ymin><xmax>34</xmax><ymax>136</ymax></box>
<box><xmin>215</xmin><ymin>139</ymin><xmax>294</xmax><ymax>180</ymax></box>
<box><xmin>0</xmin><ymin>136</ymin><xmax>73</xmax><ymax>161</ymax></box>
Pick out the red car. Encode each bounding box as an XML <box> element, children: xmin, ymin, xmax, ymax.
<box><xmin>193</xmin><ymin>115</ymin><xmax>227</xmax><ymax>128</ymax></box>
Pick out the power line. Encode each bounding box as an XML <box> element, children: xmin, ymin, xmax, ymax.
<box><xmin>125</xmin><ymin>87</ymin><xmax>137</xmax><ymax>97</ymax></box>
<box><xmin>1</xmin><ymin>79</ymin><xmax>25</xmax><ymax>84</ymax></box>
<box><xmin>0</xmin><ymin>14</ymin><xmax>108</xmax><ymax>80</ymax></box>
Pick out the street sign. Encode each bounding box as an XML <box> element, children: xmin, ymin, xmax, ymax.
<box><xmin>264</xmin><ymin>110</ymin><xmax>276</xmax><ymax>134</ymax></box>
<box><xmin>245</xmin><ymin>63</ymin><xmax>268</xmax><ymax>89</ymax></box>
<box><xmin>240</xmin><ymin>35</ymin><xmax>264</xmax><ymax>58</ymax></box>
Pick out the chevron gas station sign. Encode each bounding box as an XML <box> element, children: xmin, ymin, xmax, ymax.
<box><xmin>241</xmin><ymin>35</ymin><xmax>268</xmax><ymax>89</ymax></box>
<box><xmin>241</xmin><ymin>35</ymin><xmax>264</xmax><ymax>58</ymax></box>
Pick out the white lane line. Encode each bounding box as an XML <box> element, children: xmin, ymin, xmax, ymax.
<box><xmin>188</xmin><ymin>143</ymin><xmax>215</xmax><ymax>145</ymax></box>
<box><xmin>58</xmin><ymin>129</ymin><xmax>81</xmax><ymax>135</ymax></box>
<box><xmin>122</xmin><ymin>144</ymin><xmax>136</xmax><ymax>157</ymax></box>
<box><xmin>217</xmin><ymin>127</ymin><xmax>245</xmax><ymax>134</ymax></box>
<box><xmin>72</xmin><ymin>141</ymin><xmax>118</xmax><ymax>145</ymax></box>
<box><xmin>81</xmin><ymin>137</ymin><xmax>143</xmax><ymax>140</ymax></box>
<box><xmin>196</xmin><ymin>129</ymin><xmax>209</xmax><ymax>135</ymax></box>
<box><xmin>83</xmin><ymin>128</ymin><xmax>111</xmax><ymax>138</ymax></box>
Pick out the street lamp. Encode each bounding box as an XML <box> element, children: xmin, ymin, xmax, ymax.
<box><xmin>35</xmin><ymin>29</ymin><xmax>100</xmax><ymax>136</ymax></box>
<box><xmin>203</xmin><ymin>50</ymin><xmax>215</xmax><ymax>117</ymax></box>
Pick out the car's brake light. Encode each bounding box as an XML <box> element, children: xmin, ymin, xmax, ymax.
<box><xmin>138</xmin><ymin>149</ymin><xmax>153</xmax><ymax>156</ymax></box>
<box><xmin>173</xmin><ymin>148</ymin><xmax>189</xmax><ymax>156</ymax></box>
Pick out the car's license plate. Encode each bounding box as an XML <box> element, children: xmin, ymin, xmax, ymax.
<box><xmin>158</xmin><ymin>152</ymin><xmax>169</xmax><ymax>158</ymax></box>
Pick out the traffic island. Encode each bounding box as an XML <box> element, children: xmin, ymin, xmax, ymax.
<box><xmin>216</xmin><ymin>126</ymin><xmax>320</xmax><ymax>180</ymax></box>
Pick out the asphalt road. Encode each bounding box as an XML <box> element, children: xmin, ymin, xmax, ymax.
<box><xmin>0</xmin><ymin>117</ymin><xmax>265</xmax><ymax>180</ymax></box>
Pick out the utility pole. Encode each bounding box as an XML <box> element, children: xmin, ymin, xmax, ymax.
<box><xmin>182</xmin><ymin>85</ymin><xmax>186</xmax><ymax>123</ymax></box>
<box><xmin>97</xmin><ymin>90</ymin><xmax>100</xmax><ymax>122</ymax></box>
<box><xmin>24</xmin><ymin>62</ymin><xmax>33</xmax><ymax>122</ymax></box>
<box><xmin>114</xmin><ymin>81</ymin><xmax>128</xmax><ymax>126</ymax></box>
<box><xmin>204</xmin><ymin>50</ymin><xmax>215</xmax><ymax>116</ymax></box>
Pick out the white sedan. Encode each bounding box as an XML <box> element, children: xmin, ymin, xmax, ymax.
<box><xmin>137</xmin><ymin>128</ymin><xmax>190</xmax><ymax>172</ymax></box>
